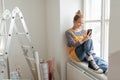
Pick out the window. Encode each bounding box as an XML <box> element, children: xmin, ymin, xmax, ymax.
<box><xmin>83</xmin><ymin>0</ymin><xmax>110</xmax><ymax>62</ymax></box>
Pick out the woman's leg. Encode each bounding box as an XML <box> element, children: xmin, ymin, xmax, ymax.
<box><xmin>83</xmin><ymin>39</ymin><xmax>94</xmax><ymax>55</ymax></box>
<box><xmin>83</xmin><ymin>39</ymin><xmax>104</xmax><ymax>72</ymax></box>
<box><xmin>94</xmin><ymin>56</ymin><xmax>108</xmax><ymax>73</ymax></box>
<box><xmin>75</xmin><ymin>39</ymin><xmax>94</xmax><ymax>61</ymax></box>
<box><xmin>75</xmin><ymin>44</ymin><xmax>86</xmax><ymax>61</ymax></box>
<box><xmin>76</xmin><ymin>39</ymin><xmax>104</xmax><ymax>73</ymax></box>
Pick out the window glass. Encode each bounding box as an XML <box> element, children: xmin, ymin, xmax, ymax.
<box><xmin>85</xmin><ymin>22</ymin><xmax>101</xmax><ymax>57</ymax></box>
<box><xmin>84</xmin><ymin>0</ymin><xmax>110</xmax><ymax>61</ymax></box>
<box><xmin>85</xmin><ymin>0</ymin><xmax>101</xmax><ymax>20</ymax></box>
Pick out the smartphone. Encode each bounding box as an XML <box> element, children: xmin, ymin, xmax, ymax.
<box><xmin>87</xmin><ymin>29</ymin><xmax>92</xmax><ymax>35</ymax></box>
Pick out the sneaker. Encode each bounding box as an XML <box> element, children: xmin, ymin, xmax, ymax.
<box><xmin>89</xmin><ymin>68</ymin><xmax>103</xmax><ymax>74</ymax></box>
<box><xmin>86</xmin><ymin>54</ymin><xmax>94</xmax><ymax>61</ymax></box>
<box><xmin>88</xmin><ymin>60</ymin><xmax>99</xmax><ymax>70</ymax></box>
<box><xmin>88</xmin><ymin>61</ymin><xmax>103</xmax><ymax>74</ymax></box>
<box><xmin>104</xmin><ymin>69</ymin><xmax>108</xmax><ymax>75</ymax></box>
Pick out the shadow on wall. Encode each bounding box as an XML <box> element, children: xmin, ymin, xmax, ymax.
<box><xmin>108</xmin><ymin>50</ymin><xmax>120</xmax><ymax>80</ymax></box>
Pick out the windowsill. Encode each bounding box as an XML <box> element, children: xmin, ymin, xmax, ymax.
<box><xmin>70</xmin><ymin>59</ymin><xmax>107</xmax><ymax>80</ymax></box>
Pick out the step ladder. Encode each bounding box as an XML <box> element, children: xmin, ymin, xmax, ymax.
<box><xmin>0</xmin><ymin>7</ymin><xmax>42</xmax><ymax>80</ymax></box>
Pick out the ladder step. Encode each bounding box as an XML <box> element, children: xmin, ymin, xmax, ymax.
<box><xmin>0</xmin><ymin>34</ymin><xmax>9</xmax><ymax>36</ymax></box>
<box><xmin>0</xmin><ymin>51</ymin><xmax>4</xmax><ymax>61</ymax></box>
<box><xmin>16</xmin><ymin>32</ymin><xmax>27</xmax><ymax>35</ymax></box>
<box><xmin>14</xmin><ymin>17</ymin><xmax>23</xmax><ymax>20</ymax></box>
<box><xmin>22</xmin><ymin>45</ymin><xmax>32</xmax><ymax>48</ymax></box>
<box><xmin>25</xmin><ymin>56</ymin><xmax>34</xmax><ymax>61</ymax></box>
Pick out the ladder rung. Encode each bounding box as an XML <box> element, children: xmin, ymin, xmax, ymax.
<box><xmin>14</xmin><ymin>17</ymin><xmax>23</xmax><ymax>20</ymax></box>
<box><xmin>0</xmin><ymin>34</ymin><xmax>9</xmax><ymax>36</ymax></box>
<box><xmin>25</xmin><ymin>56</ymin><xmax>34</xmax><ymax>61</ymax></box>
<box><xmin>0</xmin><ymin>55</ymin><xmax>4</xmax><ymax>62</ymax></box>
<box><xmin>16</xmin><ymin>32</ymin><xmax>26</xmax><ymax>35</ymax></box>
<box><xmin>22</xmin><ymin>45</ymin><xmax>32</xmax><ymax>48</ymax></box>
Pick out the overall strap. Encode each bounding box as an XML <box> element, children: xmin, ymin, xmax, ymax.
<box><xmin>68</xmin><ymin>28</ymin><xmax>81</xmax><ymax>62</ymax></box>
<box><xmin>68</xmin><ymin>28</ymin><xmax>79</xmax><ymax>42</ymax></box>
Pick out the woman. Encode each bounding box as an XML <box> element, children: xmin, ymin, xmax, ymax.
<box><xmin>65</xmin><ymin>10</ymin><xmax>108</xmax><ymax>74</ymax></box>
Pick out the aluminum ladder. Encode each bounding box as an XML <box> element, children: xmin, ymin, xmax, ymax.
<box><xmin>0</xmin><ymin>7</ymin><xmax>42</xmax><ymax>80</ymax></box>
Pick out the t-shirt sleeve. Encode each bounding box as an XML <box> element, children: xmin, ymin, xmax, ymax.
<box><xmin>65</xmin><ymin>30</ymin><xmax>81</xmax><ymax>47</ymax></box>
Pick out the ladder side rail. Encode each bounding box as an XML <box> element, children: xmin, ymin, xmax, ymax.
<box><xmin>14</xmin><ymin>24</ymin><xmax>35</xmax><ymax>61</ymax></box>
<box><xmin>22</xmin><ymin>47</ymin><xmax>35</xmax><ymax>79</ymax></box>
<box><xmin>13</xmin><ymin>7</ymin><xmax>35</xmax><ymax>57</ymax></box>
<box><xmin>14</xmin><ymin>24</ymin><xmax>35</xmax><ymax>78</ymax></box>
<box><xmin>0</xmin><ymin>54</ymin><xmax>6</xmax><ymax>77</ymax></box>
<box><xmin>0</xmin><ymin>10</ymin><xmax>11</xmax><ymax>79</ymax></box>
<box><xmin>14</xmin><ymin>23</ymin><xmax>34</xmax><ymax>53</ymax></box>
<box><xmin>4</xmin><ymin>7</ymin><xmax>19</xmax><ymax>58</ymax></box>
<box><xmin>13</xmin><ymin>24</ymin><xmax>35</xmax><ymax>79</ymax></box>
<box><xmin>0</xmin><ymin>9</ymin><xmax>11</xmax><ymax>37</ymax></box>
<box><xmin>20</xmin><ymin>15</ymin><xmax>33</xmax><ymax>47</ymax></box>
<box><xmin>3</xmin><ymin>17</ymin><xmax>15</xmax><ymax>59</ymax></box>
<box><xmin>0</xmin><ymin>9</ymin><xmax>11</xmax><ymax>44</ymax></box>
<box><xmin>2</xmin><ymin>15</ymin><xmax>15</xmax><ymax>79</ymax></box>
<box><xmin>15</xmin><ymin>7</ymin><xmax>42</xmax><ymax>80</ymax></box>
<box><xmin>0</xmin><ymin>62</ymin><xmax>6</xmax><ymax>79</ymax></box>
<box><xmin>12</xmin><ymin>7</ymin><xmax>40</xmax><ymax>79</ymax></box>
<box><xmin>0</xmin><ymin>10</ymin><xmax>10</xmax><ymax>48</ymax></box>
<box><xmin>0</xmin><ymin>20</ymin><xmax>5</xmax><ymax>44</ymax></box>
<box><xmin>0</xmin><ymin>19</ymin><xmax>5</xmax><ymax>34</ymax></box>
<box><xmin>14</xmin><ymin>7</ymin><xmax>33</xmax><ymax>48</ymax></box>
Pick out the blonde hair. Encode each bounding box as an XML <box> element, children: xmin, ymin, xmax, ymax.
<box><xmin>74</xmin><ymin>10</ymin><xmax>83</xmax><ymax>21</ymax></box>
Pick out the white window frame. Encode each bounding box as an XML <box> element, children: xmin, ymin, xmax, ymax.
<box><xmin>83</xmin><ymin>0</ymin><xmax>110</xmax><ymax>61</ymax></box>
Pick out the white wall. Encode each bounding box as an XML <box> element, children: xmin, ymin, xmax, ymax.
<box><xmin>109</xmin><ymin>0</ymin><xmax>120</xmax><ymax>53</ymax></box>
<box><xmin>4</xmin><ymin>0</ymin><xmax>46</xmax><ymax>79</ymax></box>
<box><xmin>60</xmin><ymin>0</ymin><xmax>82</xmax><ymax>80</ymax></box>
<box><xmin>45</xmin><ymin>0</ymin><xmax>61</xmax><ymax>80</ymax></box>
<box><xmin>108</xmin><ymin>0</ymin><xmax>120</xmax><ymax>79</ymax></box>
<box><xmin>46</xmin><ymin>0</ymin><xmax>82</xmax><ymax>80</ymax></box>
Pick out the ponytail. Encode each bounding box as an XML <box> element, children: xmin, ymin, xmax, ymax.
<box><xmin>74</xmin><ymin>10</ymin><xmax>83</xmax><ymax>21</ymax></box>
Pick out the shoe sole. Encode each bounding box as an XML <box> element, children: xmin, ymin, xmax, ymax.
<box><xmin>88</xmin><ymin>67</ymin><xmax>103</xmax><ymax>74</ymax></box>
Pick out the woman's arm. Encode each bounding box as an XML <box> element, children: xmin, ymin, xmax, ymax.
<box><xmin>65</xmin><ymin>30</ymin><xmax>81</xmax><ymax>47</ymax></box>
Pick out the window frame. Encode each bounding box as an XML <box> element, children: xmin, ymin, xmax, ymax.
<box><xmin>83</xmin><ymin>0</ymin><xmax>110</xmax><ymax>61</ymax></box>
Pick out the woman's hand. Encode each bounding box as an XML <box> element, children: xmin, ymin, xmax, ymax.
<box><xmin>83</xmin><ymin>32</ymin><xmax>92</xmax><ymax>42</ymax></box>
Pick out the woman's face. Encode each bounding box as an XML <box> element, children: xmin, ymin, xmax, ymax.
<box><xmin>74</xmin><ymin>18</ymin><xmax>84</xmax><ymax>29</ymax></box>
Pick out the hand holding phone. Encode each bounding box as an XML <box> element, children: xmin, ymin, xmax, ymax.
<box><xmin>87</xmin><ymin>29</ymin><xmax>92</xmax><ymax>36</ymax></box>
<box><xmin>83</xmin><ymin>29</ymin><xmax>92</xmax><ymax>42</ymax></box>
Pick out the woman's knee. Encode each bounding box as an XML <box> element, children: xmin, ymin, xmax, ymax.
<box><xmin>84</xmin><ymin>39</ymin><xmax>93</xmax><ymax>47</ymax></box>
<box><xmin>85</xmin><ymin>39</ymin><xmax>93</xmax><ymax>43</ymax></box>
<box><xmin>83</xmin><ymin>39</ymin><xmax>94</xmax><ymax>53</ymax></box>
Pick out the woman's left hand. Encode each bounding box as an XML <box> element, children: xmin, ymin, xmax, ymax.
<box><xmin>83</xmin><ymin>32</ymin><xmax>92</xmax><ymax>42</ymax></box>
